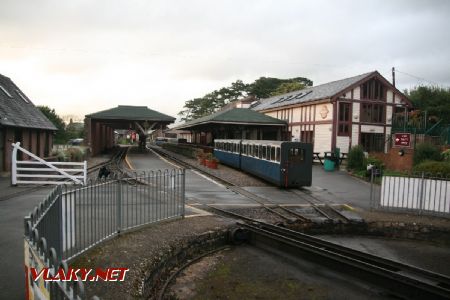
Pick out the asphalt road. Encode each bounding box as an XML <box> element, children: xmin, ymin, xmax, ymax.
<box><xmin>0</xmin><ymin>184</ymin><xmax>53</xmax><ymax>300</ymax></box>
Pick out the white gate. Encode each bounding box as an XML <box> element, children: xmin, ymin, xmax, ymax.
<box><xmin>11</xmin><ymin>142</ymin><xmax>87</xmax><ymax>185</ymax></box>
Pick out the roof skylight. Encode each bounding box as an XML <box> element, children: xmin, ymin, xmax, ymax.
<box><xmin>16</xmin><ymin>90</ymin><xmax>30</xmax><ymax>103</ymax></box>
<box><xmin>0</xmin><ymin>85</ymin><xmax>12</xmax><ymax>98</ymax></box>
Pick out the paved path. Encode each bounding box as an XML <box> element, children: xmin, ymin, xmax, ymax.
<box><xmin>309</xmin><ymin>165</ymin><xmax>374</xmax><ymax>209</ymax></box>
<box><xmin>0</xmin><ymin>179</ymin><xmax>52</xmax><ymax>300</ymax></box>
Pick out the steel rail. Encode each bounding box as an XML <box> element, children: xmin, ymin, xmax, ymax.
<box><xmin>150</xmin><ymin>146</ymin><xmax>310</xmax><ymax>223</ymax></box>
<box><xmin>239</xmin><ymin>221</ymin><xmax>450</xmax><ymax>300</ymax></box>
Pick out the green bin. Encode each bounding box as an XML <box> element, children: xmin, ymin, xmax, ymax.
<box><xmin>324</xmin><ymin>158</ymin><xmax>335</xmax><ymax>171</ymax></box>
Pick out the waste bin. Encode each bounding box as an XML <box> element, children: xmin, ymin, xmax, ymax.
<box><xmin>324</xmin><ymin>158</ymin><xmax>335</xmax><ymax>171</ymax></box>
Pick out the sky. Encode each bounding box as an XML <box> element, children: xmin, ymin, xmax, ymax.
<box><xmin>1</xmin><ymin>0</ymin><xmax>449</xmax><ymax>123</ymax></box>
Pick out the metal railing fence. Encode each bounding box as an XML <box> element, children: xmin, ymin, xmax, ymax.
<box><xmin>370</xmin><ymin>171</ymin><xmax>450</xmax><ymax>218</ymax></box>
<box><xmin>24</xmin><ymin>169</ymin><xmax>185</xmax><ymax>299</ymax></box>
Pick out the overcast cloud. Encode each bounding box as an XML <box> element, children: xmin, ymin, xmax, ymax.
<box><xmin>1</xmin><ymin>0</ymin><xmax>449</xmax><ymax>121</ymax></box>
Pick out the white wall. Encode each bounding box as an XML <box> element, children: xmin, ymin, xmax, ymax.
<box><xmin>314</xmin><ymin>124</ymin><xmax>332</xmax><ymax>154</ymax></box>
<box><xmin>353</xmin><ymin>87</ymin><xmax>360</xmax><ymax>100</ymax></box>
<box><xmin>351</xmin><ymin>124</ymin><xmax>359</xmax><ymax>148</ymax></box>
<box><xmin>386</xmin><ymin>105</ymin><xmax>393</xmax><ymax>125</ymax></box>
<box><xmin>352</xmin><ymin>102</ymin><xmax>360</xmax><ymax>123</ymax></box>
<box><xmin>336</xmin><ymin>136</ymin><xmax>350</xmax><ymax>153</ymax></box>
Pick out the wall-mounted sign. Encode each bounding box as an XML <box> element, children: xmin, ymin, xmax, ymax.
<box><xmin>394</xmin><ymin>133</ymin><xmax>411</xmax><ymax>147</ymax></box>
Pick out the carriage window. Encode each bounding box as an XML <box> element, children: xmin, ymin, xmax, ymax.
<box><xmin>270</xmin><ymin>147</ymin><xmax>275</xmax><ymax>161</ymax></box>
<box><xmin>237</xmin><ymin>143</ymin><xmax>240</xmax><ymax>154</ymax></box>
<box><xmin>255</xmin><ymin>145</ymin><xmax>259</xmax><ymax>157</ymax></box>
<box><xmin>276</xmin><ymin>148</ymin><xmax>280</xmax><ymax>162</ymax></box>
<box><xmin>289</xmin><ymin>148</ymin><xmax>305</xmax><ymax>162</ymax></box>
<box><xmin>258</xmin><ymin>146</ymin><xmax>263</xmax><ymax>159</ymax></box>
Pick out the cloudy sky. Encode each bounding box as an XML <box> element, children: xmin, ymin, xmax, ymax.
<box><xmin>1</xmin><ymin>0</ymin><xmax>449</xmax><ymax>122</ymax></box>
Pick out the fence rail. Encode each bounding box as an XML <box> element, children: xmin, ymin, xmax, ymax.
<box><xmin>24</xmin><ymin>169</ymin><xmax>185</xmax><ymax>300</ymax></box>
<box><xmin>12</xmin><ymin>142</ymin><xmax>87</xmax><ymax>185</ymax></box>
<box><xmin>370</xmin><ymin>171</ymin><xmax>450</xmax><ymax>218</ymax></box>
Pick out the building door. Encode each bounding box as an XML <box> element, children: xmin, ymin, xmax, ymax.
<box><xmin>360</xmin><ymin>133</ymin><xmax>385</xmax><ymax>152</ymax></box>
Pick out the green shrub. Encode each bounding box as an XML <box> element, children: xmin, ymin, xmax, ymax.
<box><xmin>347</xmin><ymin>145</ymin><xmax>366</xmax><ymax>171</ymax></box>
<box><xmin>413</xmin><ymin>143</ymin><xmax>441</xmax><ymax>165</ymax></box>
<box><xmin>442</xmin><ymin>149</ymin><xmax>450</xmax><ymax>161</ymax></box>
<box><xmin>366</xmin><ymin>156</ymin><xmax>384</xmax><ymax>170</ymax></box>
<box><xmin>66</xmin><ymin>147</ymin><xmax>84</xmax><ymax>162</ymax></box>
<box><xmin>413</xmin><ymin>160</ymin><xmax>450</xmax><ymax>176</ymax></box>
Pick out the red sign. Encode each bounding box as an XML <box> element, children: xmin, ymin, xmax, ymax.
<box><xmin>394</xmin><ymin>133</ymin><xmax>411</xmax><ymax>147</ymax></box>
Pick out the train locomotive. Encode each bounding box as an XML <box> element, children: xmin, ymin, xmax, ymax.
<box><xmin>213</xmin><ymin>139</ymin><xmax>312</xmax><ymax>188</ymax></box>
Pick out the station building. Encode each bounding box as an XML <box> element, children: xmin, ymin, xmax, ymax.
<box><xmin>0</xmin><ymin>74</ymin><xmax>57</xmax><ymax>172</ymax></box>
<box><xmin>252</xmin><ymin>71</ymin><xmax>412</xmax><ymax>155</ymax></box>
<box><xmin>174</xmin><ymin>108</ymin><xmax>288</xmax><ymax>145</ymax></box>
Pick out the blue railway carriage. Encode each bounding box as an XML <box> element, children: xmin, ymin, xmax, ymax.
<box><xmin>214</xmin><ymin>139</ymin><xmax>312</xmax><ymax>188</ymax></box>
<box><xmin>213</xmin><ymin>139</ymin><xmax>242</xmax><ymax>169</ymax></box>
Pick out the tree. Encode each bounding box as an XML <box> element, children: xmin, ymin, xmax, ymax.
<box><xmin>270</xmin><ymin>81</ymin><xmax>306</xmax><ymax>96</ymax></box>
<box><xmin>178</xmin><ymin>80</ymin><xmax>250</xmax><ymax>121</ymax></box>
<box><xmin>38</xmin><ymin>106</ymin><xmax>67</xmax><ymax>143</ymax></box>
<box><xmin>248</xmin><ymin>76</ymin><xmax>312</xmax><ymax>98</ymax></box>
<box><xmin>405</xmin><ymin>86</ymin><xmax>450</xmax><ymax>124</ymax></box>
<box><xmin>178</xmin><ymin>76</ymin><xmax>313</xmax><ymax>121</ymax></box>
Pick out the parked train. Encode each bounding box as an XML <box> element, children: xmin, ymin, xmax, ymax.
<box><xmin>213</xmin><ymin>139</ymin><xmax>313</xmax><ymax>188</ymax></box>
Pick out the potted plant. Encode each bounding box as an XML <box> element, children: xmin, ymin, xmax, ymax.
<box><xmin>208</xmin><ymin>156</ymin><xmax>219</xmax><ymax>169</ymax></box>
<box><xmin>196</xmin><ymin>150</ymin><xmax>206</xmax><ymax>165</ymax></box>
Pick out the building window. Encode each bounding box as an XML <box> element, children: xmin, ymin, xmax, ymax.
<box><xmin>361</xmin><ymin>103</ymin><xmax>385</xmax><ymax>123</ymax></box>
<box><xmin>338</xmin><ymin>102</ymin><xmax>351</xmax><ymax>136</ymax></box>
<box><xmin>361</xmin><ymin>79</ymin><xmax>385</xmax><ymax>100</ymax></box>
<box><xmin>360</xmin><ymin>133</ymin><xmax>385</xmax><ymax>152</ymax></box>
<box><xmin>300</xmin><ymin>130</ymin><xmax>314</xmax><ymax>144</ymax></box>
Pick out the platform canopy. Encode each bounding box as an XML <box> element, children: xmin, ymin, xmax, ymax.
<box><xmin>175</xmin><ymin>108</ymin><xmax>286</xmax><ymax>130</ymax></box>
<box><xmin>85</xmin><ymin>105</ymin><xmax>175</xmax><ymax>155</ymax></box>
<box><xmin>174</xmin><ymin>108</ymin><xmax>288</xmax><ymax>144</ymax></box>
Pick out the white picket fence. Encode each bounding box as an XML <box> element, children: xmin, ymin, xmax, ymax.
<box><xmin>379</xmin><ymin>175</ymin><xmax>450</xmax><ymax>216</ymax></box>
<box><xmin>11</xmin><ymin>142</ymin><xmax>87</xmax><ymax>185</ymax></box>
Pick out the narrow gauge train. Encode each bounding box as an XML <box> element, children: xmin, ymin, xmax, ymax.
<box><xmin>213</xmin><ymin>139</ymin><xmax>312</xmax><ymax>188</ymax></box>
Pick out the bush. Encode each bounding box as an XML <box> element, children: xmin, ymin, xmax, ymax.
<box><xmin>347</xmin><ymin>145</ymin><xmax>366</xmax><ymax>171</ymax></box>
<box><xmin>413</xmin><ymin>143</ymin><xmax>441</xmax><ymax>165</ymax></box>
<box><xmin>413</xmin><ymin>160</ymin><xmax>450</xmax><ymax>176</ymax></box>
<box><xmin>442</xmin><ymin>149</ymin><xmax>450</xmax><ymax>161</ymax></box>
<box><xmin>366</xmin><ymin>156</ymin><xmax>384</xmax><ymax>170</ymax></box>
<box><xmin>66</xmin><ymin>147</ymin><xmax>84</xmax><ymax>162</ymax></box>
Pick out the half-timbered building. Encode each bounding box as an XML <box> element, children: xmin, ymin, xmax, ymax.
<box><xmin>252</xmin><ymin>71</ymin><xmax>412</xmax><ymax>155</ymax></box>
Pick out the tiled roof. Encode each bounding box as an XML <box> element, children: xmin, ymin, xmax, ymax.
<box><xmin>86</xmin><ymin>105</ymin><xmax>175</xmax><ymax>122</ymax></box>
<box><xmin>175</xmin><ymin>108</ymin><xmax>287</xmax><ymax>130</ymax></box>
<box><xmin>0</xmin><ymin>74</ymin><xmax>57</xmax><ymax>130</ymax></box>
<box><xmin>252</xmin><ymin>71</ymin><xmax>375</xmax><ymax>111</ymax></box>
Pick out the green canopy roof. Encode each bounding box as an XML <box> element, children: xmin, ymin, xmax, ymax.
<box><xmin>175</xmin><ymin>108</ymin><xmax>286</xmax><ymax>130</ymax></box>
<box><xmin>86</xmin><ymin>105</ymin><xmax>175</xmax><ymax>122</ymax></box>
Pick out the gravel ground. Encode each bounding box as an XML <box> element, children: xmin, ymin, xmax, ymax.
<box><xmin>70</xmin><ymin>215</ymin><xmax>235</xmax><ymax>299</ymax></box>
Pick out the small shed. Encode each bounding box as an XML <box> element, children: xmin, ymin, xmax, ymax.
<box><xmin>175</xmin><ymin>108</ymin><xmax>288</xmax><ymax>145</ymax></box>
<box><xmin>0</xmin><ymin>74</ymin><xmax>57</xmax><ymax>172</ymax></box>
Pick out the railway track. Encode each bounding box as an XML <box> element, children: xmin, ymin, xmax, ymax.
<box><xmin>150</xmin><ymin>145</ymin><xmax>351</xmax><ymax>225</ymax></box>
<box><xmin>242</xmin><ymin>222</ymin><xmax>450</xmax><ymax>299</ymax></box>
<box><xmin>204</xmin><ymin>205</ymin><xmax>450</xmax><ymax>300</ymax></box>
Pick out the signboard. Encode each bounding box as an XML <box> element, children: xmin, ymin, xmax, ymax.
<box><xmin>394</xmin><ymin>133</ymin><xmax>411</xmax><ymax>147</ymax></box>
